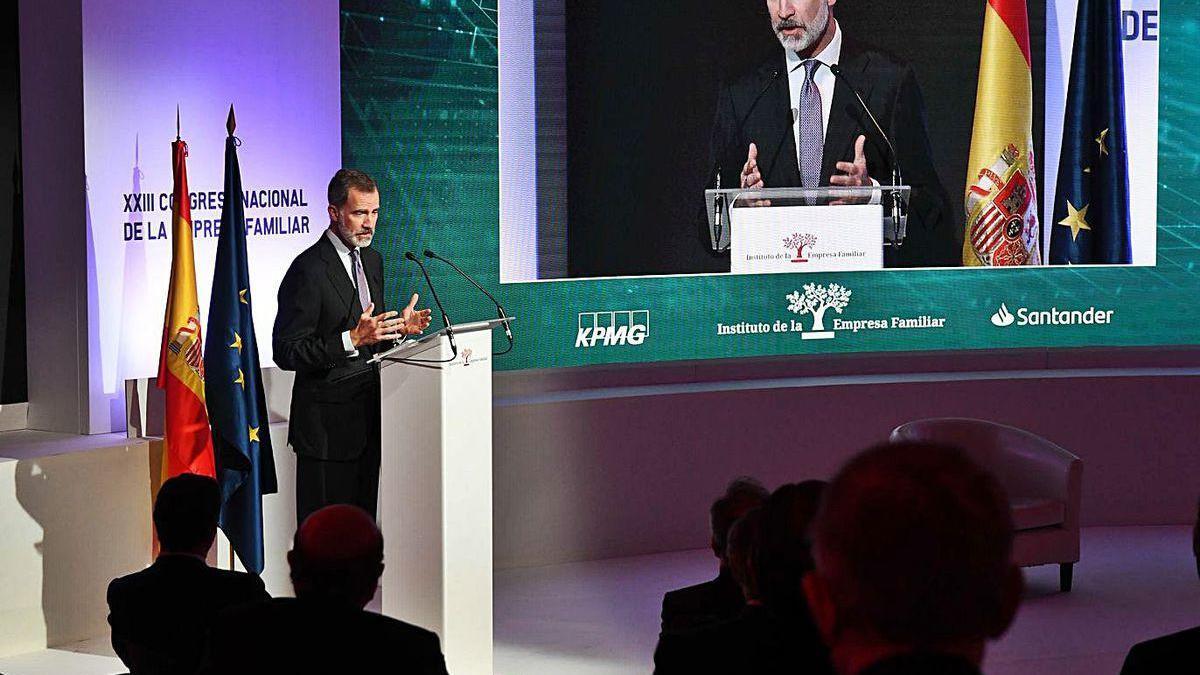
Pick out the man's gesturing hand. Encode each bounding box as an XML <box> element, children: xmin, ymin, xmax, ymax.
<box><xmin>831</xmin><ymin>135</ymin><xmax>871</xmax><ymax>188</ymax></box>
<box><xmin>399</xmin><ymin>293</ymin><xmax>432</xmax><ymax>336</ymax></box>
<box><xmin>740</xmin><ymin>143</ymin><xmax>764</xmax><ymax>189</ymax></box>
<box><xmin>350</xmin><ymin>297</ymin><xmax>430</xmax><ymax>348</ymax></box>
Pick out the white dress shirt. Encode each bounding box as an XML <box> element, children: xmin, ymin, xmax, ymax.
<box><xmin>325</xmin><ymin>228</ymin><xmax>369</xmax><ymax>356</ymax></box>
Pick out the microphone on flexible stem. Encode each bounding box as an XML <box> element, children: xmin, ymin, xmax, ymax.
<box><xmin>710</xmin><ymin>68</ymin><xmax>785</xmax><ymax>251</ymax></box>
<box><xmin>824</xmin><ymin>62</ymin><xmax>907</xmax><ymax>246</ymax></box>
<box><xmin>405</xmin><ymin>251</ymin><xmax>457</xmax><ymax>358</ymax></box>
<box><xmin>424</xmin><ymin>248</ymin><xmax>514</xmax><ymax>355</ymax></box>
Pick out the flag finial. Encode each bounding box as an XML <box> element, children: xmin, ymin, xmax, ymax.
<box><xmin>226</xmin><ymin>104</ymin><xmax>236</xmax><ymax>137</ymax></box>
<box><xmin>176</xmin><ymin>105</ymin><xmax>181</xmax><ymax>141</ymax></box>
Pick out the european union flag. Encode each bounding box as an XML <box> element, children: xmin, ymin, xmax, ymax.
<box><xmin>1050</xmin><ymin>0</ymin><xmax>1132</xmax><ymax>264</ymax></box>
<box><xmin>204</xmin><ymin>106</ymin><xmax>278</xmax><ymax>573</ymax></box>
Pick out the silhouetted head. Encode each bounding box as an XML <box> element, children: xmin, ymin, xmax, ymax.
<box><xmin>154</xmin><ymin>473</ymin><xmax>220</xmax><ymax>558</ymax></box>
<box><xmin>289</xmin><ymin>505</ymin><xmax>384</xmax><ymax>608</ymax></box>
<box><xmin>710</xmin><ymin>477</ymin><xmax>770</xmax><ymax>565</ymax></box>
<box><xmin>727</xmin><ymin>507</ymin><xmax>765</xmax><ymax>602</ymax></box>
<box><xmin>803</xmin><ymin>442</ymin><xmax>1022</xmax><ymax>673</ymax></box>
<box><xmin>756</xmin><ymin>479</ymin><xmax>827</xmax><ymax>612</ymax></box>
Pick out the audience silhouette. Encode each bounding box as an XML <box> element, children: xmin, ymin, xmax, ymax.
<box><xmin>802</xmin><ymin>442</ymin><xmax>1023</xmax><ymax>675</ymax></box>
<box><xmin>1119</xmin><ymin>497</ymin><xmax>1200</xmax><ymax>674</ymax></box>
<box><xmin>107</xmin><ymin>474</ymin><xmax>269</xmax><ymax>675</ymax></box>
<box><xmin>198</xmin><ymin>504</ymin><xmax>448</xmax><ymax>674</ymax></box>
<box><xmin>655</xmin><ymin>480</ymin><xmax>834</xmax><ymax>674</ymax></box>
<box><xmin>659</xmin><ymin>477</ymin><xmax>769</xmax><ymax>633</ymax></box>
<box><xmin>112</xmin><ymin>441</ymin><xmax>1192</xmax><ymax>675</ymax></box>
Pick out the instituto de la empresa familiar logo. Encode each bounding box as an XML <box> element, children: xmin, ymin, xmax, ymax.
<box><xmin>787</xmin><ymin>283</ymin><xmax>852</xmax><ymax>340</ymax></box>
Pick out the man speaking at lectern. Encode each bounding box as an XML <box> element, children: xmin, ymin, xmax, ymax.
<box><xmin>710</xmin><ymin>0</ymin><xmax>958</xmax><ymax>268</ymax></box>
<box><xmin>274</xmin><ymin>169</ymin><xmax>432</xmax><ymax>524</ymax></box>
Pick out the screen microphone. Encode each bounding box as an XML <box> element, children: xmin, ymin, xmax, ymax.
<box><xmin>823</xmin><ymin>61</ymin><xmax>906</xmax><ymax>244</ymax></box>
<box><xmin>424</xmin><ymin>248</ymin><xmax>514</xmax><ymax>355</ymax></box>
<box><xmin>405</xmin><ymin>251</ymin><xmax>457</xmax><ymax>357</ymax></box>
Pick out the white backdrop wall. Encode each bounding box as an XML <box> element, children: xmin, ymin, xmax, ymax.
<box><xmin>81</xmin><ymin>0</ymin><xmax>340</xmax><ymax>432</ymax></box>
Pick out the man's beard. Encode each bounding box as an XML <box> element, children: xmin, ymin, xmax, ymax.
<box><xmin>774</xmin><ymin>2</ymin><xmax>829</xmax><ymax>53</ymax></box>
<box><xmin>335</xmin><ymin>222</ymin><xmax>373</xmax><ymax>248</ymax></box>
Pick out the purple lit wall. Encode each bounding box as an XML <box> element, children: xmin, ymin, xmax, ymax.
<box><xmin>82</xmin><ymin>0</ymin><xmax>340</xmax><ymax>431</ymax></box>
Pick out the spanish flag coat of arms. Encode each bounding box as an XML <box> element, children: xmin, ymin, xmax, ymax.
<box><xmin>964</xmin><ymin>0</ymin><xmax>1042</xmax><ymax>266</ymax></box>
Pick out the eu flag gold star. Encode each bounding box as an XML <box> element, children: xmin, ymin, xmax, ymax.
<box><xmin>239</xmin><ymin>289</ymin><xmax>249</xmax><ymax>305</ymax></box>
<box><xmin>1058</xmin><ymin>201</ymin><xmax>1091</xmax><ymax>241</ymax></box>
<box><xmin>248</xmin><ymin>425</ymin><xmax>260</xmax><ymax>443</ymax></box>
<box><xmin>230</xmin><ymin>331</ymin><xmax>243</xmax><ymax>353</ymax></box>
<box><xmin>1095</xmin><ymin>128</ymin><xmax>1109</xmax><ymax>157</ymax></box>
<box><xmin>234</xmin><ymin>369</ymin><xmax>245</xmax><ymax>389</ymax></box>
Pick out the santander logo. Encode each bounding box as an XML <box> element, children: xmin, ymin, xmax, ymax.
<box><xmin>991</xmin><ymin>303</ymin><xmax>1016</xmax><ymax>327</ymax></box>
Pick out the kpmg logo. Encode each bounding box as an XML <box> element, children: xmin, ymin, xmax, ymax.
<box><xmin>576</xmin><ymin>310</ymin><xmax>650</xmax><ymax>348</ymax></box>
<box><xmin>990</xmin><ymin>302</ymin><xmax>1114</xmax><ymax>327</ymax></box>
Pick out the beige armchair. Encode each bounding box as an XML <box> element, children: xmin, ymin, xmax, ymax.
<box><xmin>890</xmin><ymin>418</ymin><xmax>1083</xmax><ymax>592</ymax></box>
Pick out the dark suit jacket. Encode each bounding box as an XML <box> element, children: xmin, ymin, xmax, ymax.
<box><xmin>859</xmin><ymin>652</ymin><xmax>981</xmax><ymax>675</ymax></box>
<box><xmin>106</xmin><ymin>555</ymin><xmax>269</xmax><ymax>675</ymax></box>
<box><xmin>654</xmin><ymin>603</ymin><xmax>834</xmax><ymax>675</ymax></box>
<box><xmin>273</xmin><ymin>234</ymin><xmax>388</xmax><ymax>461</ymax></box>
<box><xmin>1120</xmin><ymin>625</ymin><xmax>1200</xmax><ymax>674</ymax></box>
<box><xmin>660</xmin><ymin>568</ymin><xmax>745</xmax><ymax>634</ymax></box>
<box><xmin>708</xmin><ymin>37</ymin><xmax>959</xmax><ymax>268</ymax></box>
<box><xmin>199</xmin><ymin>597</ymin><xmax>449</xmax><ymax>675</ymax></box>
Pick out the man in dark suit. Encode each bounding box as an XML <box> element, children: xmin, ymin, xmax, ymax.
<box><xmin>802</xmin><ymin>443</ymin><xmax>1023</xmax><ymax>675</ymax></box>
<box><xmin>708</xmin><ymin>0</ymin><xmax>958</xmax><ymax>268</ymax></box>
<box><xmin>657</xmin><ymin>492</ymin><xmax>835</xmax><ymax>667</ymax></box>
<box><xmin>273</xmin><ymin>169</ymin><xmax>431</xmax><ymax>524</ymax></box>
<box><xmin>107</xmin><ymin>474</ymin><xmax>270</xmax><ymax>675</ymax></box>
<box><xmin>1119</xmin><ymin>498</ymin><xmax>1200</xmax><ymax>674</ymax></box>
<box><xmin>200</xmin><ymin>504</ymin><xmax>448</xmax><ymax>675</ymax></box>
<box><xmin>660</xmin><ymin>477</ymin><xmax>769</xmax><ymax>634</ymax></box>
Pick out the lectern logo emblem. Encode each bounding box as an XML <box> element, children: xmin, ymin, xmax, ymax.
<box><xmin>783</xmin><ymin>232</ymin><xmax>818</xmax><ymax>263</ymax></box>
<box><xmin>576</xmin><ymin>310</ymin><xmax>650</xmax><ymax>348</ymax></box>
<box><xmin>461</xmin><ymin>348</ymin><xmax>474</xmax><ymax>365</ymax></box>
<box><xmin>786</xmin><ymin>283</ymin><xmax>852</xmax><ymax>340</ymax></box>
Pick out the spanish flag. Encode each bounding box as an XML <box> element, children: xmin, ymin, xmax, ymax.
<box><xmin>157</xmin><ymin>136</ymin><xmax>215</xmax><ymax>478</ymax></box>
<box><xmin>963</xmin><ymin>0</ymin><xmax>1041</xmax><ymax>266</ymax></box>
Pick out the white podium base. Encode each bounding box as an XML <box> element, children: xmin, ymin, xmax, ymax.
<box><xmin>380</xmin><ymin>329</ymin><xmax>494</xmax><ymax>675</ymax></box>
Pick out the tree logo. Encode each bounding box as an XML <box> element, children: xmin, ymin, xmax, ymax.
<box><xmin>787</xmin><ymin>283</ymin><xmax>852</xmax><ymax>340</ymax></box>
<box><xmin>783</xmin><ymin>232</ymin><xmax>818</xmax><ymax>263</ymax></box>
<box><xmin>990</xmin><ymin>303</ymin><xmax>1015</xmax><ymax>327</ymax></box>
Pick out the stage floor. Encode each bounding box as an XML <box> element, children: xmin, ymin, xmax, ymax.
<box><xmin>2</xmin><ymin>526</ymin><xmax>1195</xmax><ymax>674</ymax></box>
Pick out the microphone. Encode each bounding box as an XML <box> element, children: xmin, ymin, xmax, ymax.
<box><xmin>710</xmin><ymin>68</ymin><xmax>785</xmax><ymax>250</ymax></box>
<box><xmin>424</xmin><ymin>248</ymin><xmax>514</xmax><ymax>354</ymax></box>
<box><xmin>405</xmin><ymin>251</ymin><xmax>456</xmax><ymax>358</ymax></box>
<box><xmin>823</xmin><ymin>62</ymin><xmax>907</xmax><ymax>245</ymax></box>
